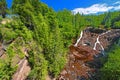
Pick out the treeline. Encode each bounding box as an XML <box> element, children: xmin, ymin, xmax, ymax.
<box><xmin>0</xmin><ymin>0</ymin><xmax>120</xmax><ymax>80</ymax></box>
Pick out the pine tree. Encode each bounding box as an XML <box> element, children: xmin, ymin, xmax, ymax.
<box><xmin>0</xmin><ymin>0</ymin><xmax>7</xmax><ymax>18</ymax></box>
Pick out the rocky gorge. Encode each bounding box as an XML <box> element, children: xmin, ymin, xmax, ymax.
<box><xmin>57</xmin><ymin>27</ymin><xmax>120</xmax><ymax>80</ymax></box>
<box><xmin>0</xmin><ymin>27</ymin><xmax>120</xmax><ymax>80</ymax></box>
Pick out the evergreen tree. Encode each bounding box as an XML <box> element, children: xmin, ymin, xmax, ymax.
<box><xmin>12</xmin><ymin>0</ymin><xmax>34</xmax><ymax>29</ymax></box>
<box><xmin>100</xmin><ymin>45</ymin><xmax>120</xmax><ymax>80</ymax></box>
<box><xmin>0</xmin><ymin>0</ymin><xmax>7</xmax><ymax>18</ymax></box>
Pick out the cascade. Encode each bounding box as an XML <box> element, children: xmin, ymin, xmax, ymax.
<box><xmin>74</xmin><ymin>31</ymin><xmax>83</xmax><ymax>46</ymax></box>
<box><xmin>93</xmin><ymin>30</ymin><xmax>111</xmax><ymax>55</ymax></box>
<box><xmin>93</xmin><ymin>35</ymin><xmax>104</xmax><ymax>55</ymax></box>
<box><xmin>93</xmin><ymin>35</ymin><xmax>100</xmax><ymax>50</ymax></box>
<box><xmin>57</xmin><ymin>28</ymin><xmax>120</xmax><ymax>80</ymax></box>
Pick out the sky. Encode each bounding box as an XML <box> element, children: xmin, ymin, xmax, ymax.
<box><xmin>7</xmin><ymin>0</ymin><xmax>120</xmax><ymax>14</ymax></box>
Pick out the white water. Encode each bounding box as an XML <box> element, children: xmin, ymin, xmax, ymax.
<box><xmin>93</xmin><ymin>30</ymin><xmax>111</xmax><ymax>55</ymax></box>
<box><xmin>93</xmin><ymin>35</ymin><xmax>104</xmax><ymax>55</ymax></box>
<box><xmin>74</xmin><ymin>31</ymin><xmax>83</xmax><ymax>47</ymax></box>
<box><xmin>93</xmin><ymin>36</ymin><xmax>100</xmax><ymax>50</ymax></box>
<box><xmin>93</xmin><ymin>35</ymin><xmax>104</xmax><ymax>50</ymax></box>
<box><xmin>101</xmin><ymin>30</ymin><xmax>111</xmax><ymax>36</ymax></box>
<box><xmin>74</xmin><ymin>30</ymin><xmax>111</xmax><ymax>55</ymax></box>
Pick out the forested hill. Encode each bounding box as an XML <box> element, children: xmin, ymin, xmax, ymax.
<box><xmin>0</xmin><ymin>0</ymin><xmax>120</xmax><ymax>80</ymax></box>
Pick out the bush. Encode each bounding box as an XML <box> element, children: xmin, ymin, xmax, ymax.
<box><xmin>100</xmin><ymin>45</ymin><xmax>120</xmax><ymax>80</ymax></box>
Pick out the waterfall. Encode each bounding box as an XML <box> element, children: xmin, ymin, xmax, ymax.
<box><xmin>74</xmin><ymin>31</ymin><xmax>83</xmax><ymax>47</ymax></box>
<box><xmin>93</xmin><ymin>30</ymin><xmax>111</xmax><ymax>55</ymax></box>
<box><xmin>93</xmin><ymin>35</ymin><xmax>105</xmax><ymax>55</ymax></box>
<box><xmin>93</xmin><ymin>36</ymin><xmax>100</xmax><ymax>50</ymax></box>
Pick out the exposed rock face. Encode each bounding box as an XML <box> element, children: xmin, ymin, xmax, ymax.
<box><xmin>0</xmin><ymin>43</ymin><xmax>7</xmax><ymax>58</ymax></box>
<box><xmin>0</xmin><ymin>37</ymin><xmax>31</xmax><ymax>80</ymax></box>
<box><xmin>12</xmin><ymin>47</ymin><xmax>31</xmax><ymax>80</ymax></box>
<box><xmin>57</xmin><ymin>27</ymin><xmax>120</xmax><ymax>80</ymax></box>
<box><xmin>12</xmin><ymin>58</ymin><xmax>31</xmax><ymax>80</ymax></box>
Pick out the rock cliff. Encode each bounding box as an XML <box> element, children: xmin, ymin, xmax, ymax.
<box><xmin>57</xmin><ymin>27</ymin><xmax>120</xmax><ymax>80</ymax></box>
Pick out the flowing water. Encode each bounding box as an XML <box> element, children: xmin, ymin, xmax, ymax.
<box><xmin>93</xmin><ymin>30</ymin><xmax>111</xmax><ymax>55</ymax></box>
<box><xmin>57</xmin><ymin>28</ymin><xmax>120</xmax><ymax>80</ymax></box>
<box><xmin>74</xmin><ymin>31</ymin><xmax>83</xmax><ymax>47</ymax></box>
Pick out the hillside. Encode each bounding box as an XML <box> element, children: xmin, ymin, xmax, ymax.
<box><xmin>0</xmin><ymin>0</ymin><xmax>120</xmax><ymax>80</ymax></box>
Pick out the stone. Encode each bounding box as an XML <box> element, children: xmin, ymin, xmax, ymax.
<box><xmin>57</xmin><ymin>27</ymin><xmax>120</xmax><ymax>80</ymax></box>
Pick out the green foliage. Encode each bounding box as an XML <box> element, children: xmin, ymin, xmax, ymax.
<box><xmin>33</xmin><ymin>13</ymin><xmax>49</xmax><ymax>47</ymax></box>
<box><xmin>0</xmin><ymin>0</ymin><xmax>7</xmax><ymax>18</ymax></box>
<box><xmin>2</xmin><ymin>18</ymin><xmax>33</xmax><ymax>42</ymax></box>
<box><xmin>100</xmin><ymin>45</ymin><xmax>120</xmax><ymax>80</ymax></box>
<box><xmin>7</xmin><ymin>37</ymin><xmax>26</xmax><ymax>58</ymax></box>
<box><xmin>0</xmin><ymin>58</ymin><xmax>17</xmax><ymax>80</ymax></box>
<box><xmin>0</xmin><ymin>16</ymin><xmax>2</xmax><ymax>21</ymax></box>
<box><xmin>113</xmin><ymin>21</ymin><xmax>120</xmax><ymax>28</ymax></box>
<box><xmin>0</xmin><ymin>17</ymin><xmax>34</xmax><ymax>79</ymax></box>
<box><xmin>27</xmin><ymin>43</ymin><xmax>48</xmax><ymax>80</ymax></box>
<box><xmin>57</xmin><ymin>10</ymin><xmax>76</xmax><ymax>47</ymax></box>
<box><xmin>1</xmin><ymin>27</ymin><xmax>17</xmax><ymax>42</ymax></box>
<box><xmin>0</xmin><ymin>0</ymin><xmax>119</xmax><ymax>79</ymax></box>
<box><xmin>46</xmin><ymin>27</ymin><xmax>66</xmax><ymax>77</ymax></box>
<box><xmin>6</xmin><ymin>44</ymin><xmax>16</xmax><ymax>58</ymax></box>
<box><xmin>28</xmin><ymin>53</ymin><xmax>48</xmax><ymax>80</ymax></box>
<box><xmin>12</xmin><ymin>0</ymin><xmax>34</xmax><ymax>29</ymax></box>
<box><xmin>12</xmin><ymin>0</ymin><xmax>67</xmax><ymax>78</ymax></box>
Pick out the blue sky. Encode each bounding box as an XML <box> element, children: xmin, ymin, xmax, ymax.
<box><xmin>41</xmin><ymin>0</ymin><xmax>105</xmax><ymax>11</ymax></box>
<box><xmin>7</xmin><ymin>0</ymin><xmax>120</xmax><ymax>14</ymax></box>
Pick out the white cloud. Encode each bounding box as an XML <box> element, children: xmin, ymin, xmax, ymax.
<box><xmin>72</xmin><ymin>4</ymin><xmax>113</xmax><ymax>15</ymax></box>
<box><xmin>114</xmin><ymin>5</ymin><xmax>120</xmax><ymax>10</ymax></box>
<box><xmin>72</xmin><ymin>1</ymin><xmax>120</xmax><ymax>15</ymax></box>
<box><xmin>113</xmin><ymin>1</ymin><xmax>120</xmax><ymax>5</ymax></box>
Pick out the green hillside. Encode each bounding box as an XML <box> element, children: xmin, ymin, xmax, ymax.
<box><xmin>0</xmin><ymin>0</ymin><xmax>120</xmax><ymax>80</ymax></box>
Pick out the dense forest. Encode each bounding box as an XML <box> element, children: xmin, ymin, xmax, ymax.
<box><xmin>0</xmin><ymin>0</ymin><xmax>120</xmax><ymax>80</ymax></box>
